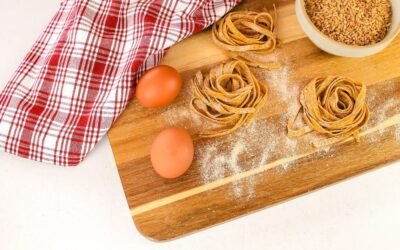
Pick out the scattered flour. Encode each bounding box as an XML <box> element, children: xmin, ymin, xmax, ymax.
<box><xmin>229</xmin><ymin>140</ymin><xmax>246</xmax><ymax>197</ymax></box>
<box><xmin>194</xmin><ymin>56</ymin><xmax>304</xmax><ymax>199</ymax></box>
<box><xmin>396</xmin><ymin>124</ymin><xmax>400</xmax><ymax>142</ymax></box>
<box><xmin>197</xmin><ymin>119</ymin><xmax>282</xmax><ymax>200</ymax></box>
<box><xmin>199</xmin><ymin>144</ymin><xmax>227</xmax><ymax>182</ymax></box>
<box><xmin>159</xmin><ymin>53</ymin><xmax>400</xmax><ymax>201</ymax></box>
<box><xmin>375</xmin><ymin>98</ymin><xmax>396</xmax><ymax>136</ymax></box>
<box><xmin>161</xmin><ymin>104</ymin><xmax>202</xmax><ymax>131</ymax></box>
<box><xmin>278</xmin><ymin>136</ymin><xmax>298</xmax><ymax>170</ymax></box>
<box><xmin>264</xmin><ymin>61</ymin><xmax>299</xmax><ymax>103</ymax></box>
<box><xmin>366</xmin><ymin>95</ymin><xmax>400</xmax><ymax>142</ymax></box>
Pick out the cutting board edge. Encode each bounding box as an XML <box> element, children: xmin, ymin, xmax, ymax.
<box><xmin>131</xmin><ymin>156</ymin><xmax>400</xmax><ymax>241</ymax></box>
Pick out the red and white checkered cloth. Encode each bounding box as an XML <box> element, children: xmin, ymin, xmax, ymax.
<box><xmin>0</xmin><ymin>0</ymin><xmax>240</xmax><ymax>166</ymax></box>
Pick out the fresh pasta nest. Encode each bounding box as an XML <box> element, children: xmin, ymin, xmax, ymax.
<box><xmin>212</xmin><ymin>10</ymin><xmax>280</xmax><ymax>53</ymax></box>
<box><xmin>190</xmin><ymin>60</ymin><xmax>268</xmax><ymax>138</ymax></box>
<box><xmin>288</xmin><ymin>76</ymin><xmax>370</xmax><ymax>147</ymax></box>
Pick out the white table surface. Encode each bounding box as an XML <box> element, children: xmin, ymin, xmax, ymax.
<box><xmin>0</xmin><ymin>1</ymin><xmax>399</xmax><ymax>250</ymax></box>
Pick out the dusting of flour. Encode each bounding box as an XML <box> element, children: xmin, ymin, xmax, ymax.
<box><xmin>162</xmin><ymin>53</ymin><xmax>308</xmax><ymax>199</ymax></box>
<box><xmin>396</xmin><ymin>124</ymin><xmax>400</xmax><ymax>141</ymax></box>
<box><xmin>366</xmin><ymin>84</ymin><xmax>400</xmax><ymax>143</ymax></box>
<box><xmin>158</xmin><ymin>53</ymin><xmax>400</xmax><ymax>200</ymax></box>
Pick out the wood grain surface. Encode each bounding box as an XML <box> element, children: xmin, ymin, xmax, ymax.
<box><xmin>108</xmin><ymin>0</ymin><xmax>400</xmax><ymax>241</ymax></box>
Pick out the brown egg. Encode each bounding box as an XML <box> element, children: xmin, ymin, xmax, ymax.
<box><xmin>150</xmin><ymin>127</ymin><xmax>194</xmax><ymax>179</ymax></box>
<box><xmin>135</xmin><ymin>65</ymin><xmax>182</xmax><ymax>108</ymax></box>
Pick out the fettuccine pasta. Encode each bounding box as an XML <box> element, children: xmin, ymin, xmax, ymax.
<box><xmin>191</xmin><ymin>60</ymin><xmax>268</xmax><ymax>138</ymax></box>
<box><xmin>212</xmin><ymin>9</ymin><xmax>280</xmax><ymax>69</ymax></box>
<box><xmin>288</xmin><ymin>76</ymin><xmax>370</xmax><ymax>147</ymax></box>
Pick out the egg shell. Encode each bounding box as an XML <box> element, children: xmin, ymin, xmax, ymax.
<box><xmin>150</xmin><ymin>127</ymin><xmax>194</xmax><ymax>179</ymax></box>
<box><xmin>135</xmin><ymin>65</ymin><xmax>182</xmax><ymax>108</ymax></box>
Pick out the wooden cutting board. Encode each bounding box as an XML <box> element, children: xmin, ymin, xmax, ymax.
<box><xmin>108</xmin><ymin>0</ymin><xmax>400</xmax><ymax>241</ymax></box>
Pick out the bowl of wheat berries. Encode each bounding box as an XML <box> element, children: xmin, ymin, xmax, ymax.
<box><xmin>295</xmin><ymin>0</ymin><xmax>400</xmax><ymax>57</ymax></box>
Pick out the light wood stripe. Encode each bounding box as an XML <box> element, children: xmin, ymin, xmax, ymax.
<box><xmin>131</xmin><ymin>114</ymin><xmax>400</xmax><ymax>216</ymax></box>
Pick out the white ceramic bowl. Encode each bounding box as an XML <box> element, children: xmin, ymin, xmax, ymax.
<box><xmin>295</xmin><ymin>0</ymin><xmax>400</xmax><ymax>57</ymax></box>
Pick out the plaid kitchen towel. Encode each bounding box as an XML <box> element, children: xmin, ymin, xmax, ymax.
<box><xmin>0</xmin><ymin>0</ymin><xmax>240</xmax><ymax>166</ymax></box>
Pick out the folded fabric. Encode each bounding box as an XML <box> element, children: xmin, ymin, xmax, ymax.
<box><xmin>0</xmin><ymin>0</ymin><xmax>240</xmax><ymax>166</ymax></box>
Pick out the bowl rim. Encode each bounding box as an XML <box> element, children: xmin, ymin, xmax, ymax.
<box><xmin>298</xmin><ymin>0</ymin><xmax>400</xmax><ymax>49</ymax></box>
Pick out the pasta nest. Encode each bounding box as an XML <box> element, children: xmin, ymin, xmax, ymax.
<box><xmin>288</xmin><ymin>76</ymin><xmax>370</xmax><ymax>147</ymax></box>
<box><xmin>212</xmin><ymin>10</ymin><xmax>280</xmax><ymax>53</ymax></box>
<box><xmin>191</xmin><ymin>60</ymin><xmax>268</xmax><ymax>138</ymax></box>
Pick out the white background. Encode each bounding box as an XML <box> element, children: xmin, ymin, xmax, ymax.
<box><xmin>0</xmin><ymin>1</ymin><xmax>399</xmax><ymax>249</ymax></box>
